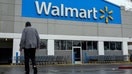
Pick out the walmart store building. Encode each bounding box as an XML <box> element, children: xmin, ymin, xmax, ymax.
<box><xmin>0</xmin><ymin>0</ymin><xmax>132</xmax><ymax>64</ymax></box>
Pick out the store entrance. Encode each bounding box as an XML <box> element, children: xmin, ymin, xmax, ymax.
<box><xmin>72</xmin><ymin>46</ymin><xmax>82</xmax><ymax>64</ymax></box>
<box><xmin>0</xmin><ymin>38</ymin><xmax>13</xmax><ymax>64</ymax></box>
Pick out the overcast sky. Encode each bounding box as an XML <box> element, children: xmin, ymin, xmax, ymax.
<box><xmin>106</xmin><ymin>0</ymin><xmax>132</xmax><ymax>10</ymax></box>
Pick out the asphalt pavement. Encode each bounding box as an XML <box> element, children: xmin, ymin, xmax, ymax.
<box><xmin>0</xmin><ymin>64</ymin><xmax>132</xmax><ymax>74</ymax></box>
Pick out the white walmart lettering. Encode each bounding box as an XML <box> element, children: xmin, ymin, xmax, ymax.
<box><xmin>35</xmin><ymin>1</ymin><xmax>98</xmax><ymax>19</ymax></box>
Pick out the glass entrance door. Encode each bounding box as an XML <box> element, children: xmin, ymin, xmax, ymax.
<box><xmin>72</xmin><ymin>46</ymin><xmax>82</xmax><ymax>64</ymax></box>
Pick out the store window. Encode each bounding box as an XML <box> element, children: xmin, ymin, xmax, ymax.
<box><xmin>55</xmin><ymin>40</ymin><xmax>61</xmax><ymax>50</ymax></box>
<box><xmin>87</xmin><ymin>41</ymin><xmax>92</xmax><ymax>50</ymax></box>
<box><xmin>61</xmin><ymin>40</ymin><xmax>66</xmax><ymax>50</ymax></box>
<box><xmin>67</xmin><ymin>40</ymin><xmax>72</xmax><ymax>50</ymax></box>
<box><xmin>93</xmin><ymin>41</ymin><xmax>98</xmax><ymax>50</ymax></box>
<box><xmin>55</xmin><ymin>40</ymin><xmax>98</xmax><ymax>50</ymax></box>
<box><xmin>40</xmin><ymin>39</ymin><xmax>47</xmax><ymax>49</ymax></box>
<box><xmin>73</xmin><ymin>40</ymin><xmax>81</xmax><ymax>46</ymax></box>
<box><xmin>82</xmin><ymin>41</ymin><xmax>86</xmax><ymax>50</ymax></box>
<box><xmin>55</xmin><ymin>40</ymin><xmax>72</xmax><ymax>50</ymax></box>
<box><xmin>104</xmin><ymin>41</ymin><xmax>122</xmax><ymax>50</ymax></box>
<box><xmin>87</xmin><ymin>41</ymin><xmax>98</xmax><ymax>50</ymax></box>
<box><xmin>104</xmin><ymin>42</ymin><xmax>110</xmax><ymax>50</ymax></box>
<box><xmin>115</xmin><ymin>42</ymin><xmax>122</xmax><ymax>50</ymax></box>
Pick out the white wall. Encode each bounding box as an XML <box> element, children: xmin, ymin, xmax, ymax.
<box><xmin>47</xmin><ymin>39</ymin><xmax>54</xmax><ymax>55</ymax></box>
<box><xmin>98</xmin><ymin>41</ymin><xmax>104</xmax><ymax>55</ymax></box>
<box><xmin>122</xmin><ymin>41</ymin><xmax>129</xmax><ymax>55</ymax></box>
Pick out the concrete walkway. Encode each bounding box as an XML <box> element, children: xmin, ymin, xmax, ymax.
<box><xmin>0</xmin><ymin>64</ymin><xmax>132</xmax><ymax>74</ymax></box>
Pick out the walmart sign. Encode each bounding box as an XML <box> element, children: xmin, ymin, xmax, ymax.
<box><xmin>22</xmin><ymin>0</ymin><xmax>121</xmax><ymax>24</ymax></box>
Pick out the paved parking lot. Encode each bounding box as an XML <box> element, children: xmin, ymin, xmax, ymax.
<box><xmin>0</xmin><ymin>64</ymin><xmax>132</xmax><ymax>74</ymax></box>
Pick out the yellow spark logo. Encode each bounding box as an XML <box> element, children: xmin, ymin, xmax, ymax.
<box><xmin>100</xmin><ymin>6</ymin><xmax>113</xmax><ymax>24</ymax></box>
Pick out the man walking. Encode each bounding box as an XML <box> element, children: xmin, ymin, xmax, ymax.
<box><xmin>19</xmin><ymin>21</ymin><xmax>40</xmax><ymax>74</ymax></box>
